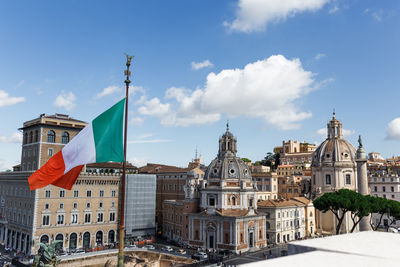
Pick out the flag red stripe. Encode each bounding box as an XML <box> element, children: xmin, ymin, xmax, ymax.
<box><xmin>51</xmin><ymin>165</ymin><xmax>84</xmax><ymax>190</ymax></box>
<box><xmin>28</xmin><ymin>151</ymin><xmax>66</xmax><ymax>190</ymax></box>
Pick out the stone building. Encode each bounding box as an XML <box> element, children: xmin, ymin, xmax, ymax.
<box><xmin>138</xmin><ymin>163</ymin><xmax>204</xmax><ymax>234</ymax></box>
<box><xmin>311</xmin><ymin>113</ymin><xmax>370</xmax><ymax>234</ymax></box>
<box><xmin>278</xmin><ymin>140</ymin><xmax>316</xmax><ymax>165</ymax></box>
<box><xmin>257</xmin><ymin>197</ymin><xmax>315</xmax><ymax>245</ymax></box>
<box><xmin>252</xmin><ymin>172</ymin><xmax>278</xmax><ymax>201</ymax></box>
<box><xmin>163</xmin><ymin>125</ymin><xmax>267</xmax><ymax>253</ymax></box>
<box><xmin>0</xmin><ymin>114</ymin><xmax>124</xmax><ymax>255</ymax></box>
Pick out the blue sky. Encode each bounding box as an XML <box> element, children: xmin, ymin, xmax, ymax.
<box><xmin>1</xmin><ymin>0</ymin><xmax>400</xmax><ymax>170</ymax></box>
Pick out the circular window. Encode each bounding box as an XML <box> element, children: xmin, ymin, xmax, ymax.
<box><xmin>244</xmin><ymin>169</ymin><xmax>248</xmax><ymax>175</ymax></box>
<box><xmin>229</xmin><ymin>169</ymin><xmax>235</xmax><ymax>174</ymax></box>
<box><xmin>326</xmin><ymin>154</ymin><xmax>330</xmax><ymax>158</ymax></box>
<box><xmin>213</xmin><ymin>168</ymin><xmax>218</xmax><ymax>174</ymax></box>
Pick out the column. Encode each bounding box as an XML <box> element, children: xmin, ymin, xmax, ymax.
<box><xmin>0</xmin><ymin>226</ymin><xmax>3</xmax><ymax>242</ymax></box>
<box><xmin>23</xmin><ymin>234</ymin><xmax>28</xmax><ymax>253</ymax></box>
<box><xmin>230</xmin><ymin>222</ymin><xmax>232</xmax><ymax>244</ymax></box>
<box><xmin>4</xmin><ymin>227</ymin><xmax>8</xmax><ymax>246</ymax></box>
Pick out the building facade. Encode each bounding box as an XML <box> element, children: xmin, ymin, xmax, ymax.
<box><xmin>253</xmin><ymin>172</ymin><xmax>278</xmax><ymax>201</ymax></box>
<box><xmin>125</xmin><ymin>174</ymin><xmax>157</xmax><ymax>240</ymax></box>
<box><xmin>311</xmin><ymin>113</ymin><xmax>359</xmax><ymax>234</ymax></box>
<box><xmin>0</xmin><ymin>114</ymin><xmax>122</xmax><ymax>255</ymax></box>
<box><xmin>258</xmin><ymin>197</ymin><xmax>315</xmax><ymax>244</ymax></box>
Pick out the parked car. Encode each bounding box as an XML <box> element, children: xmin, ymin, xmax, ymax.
<box><xmin>192</xmin><ymin>251</ymin><xmax>208</xmax><ymax>260</ymax></box>
<box><xmin>162</xmin><ymin>246</ymin><xmax>173</xmax><ymax>252</ymax></box>
<box><xmin>145</xmin><ymin>245</ymin><xmax>155</xmax><ymax>250</ymax></box>
<box><xmin>127</xmin><ymin>244</ymin><xmax>137</xmax><ymax>249</ymax></box>
<box><xmin>73</xmin><ymin>249</ymin><xmax>85</xmax><ymax>254</ymax></box>
<box><xmin>177</xmin><ymin>249</ymin><xmax>186</xmax><ymax>255</ymax></box>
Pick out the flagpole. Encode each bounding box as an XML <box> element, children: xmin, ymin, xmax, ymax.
<box><xmin>118</xmin><ymin>54</ymin><xmax>133</xmax><ymax>267</ymax></box>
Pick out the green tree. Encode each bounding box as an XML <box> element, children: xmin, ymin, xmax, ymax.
<box><xmin>241</xmin><ymin>158</ymin><xmax>251</xmax><ymax>163</ymax></box>
<box><xmin>348</xmin><ymin>192</ymin><xmax>371</xmax><ymax>233</ymax></box>
<box><xmin>313</xmin><ymin>189</ymin><xmax>355</xmax><ymax>235</ymax></box>
<box><xmin>366</xmin><ymin>195</ymin><xmax>389</xmax><ymax>230</ymax></box>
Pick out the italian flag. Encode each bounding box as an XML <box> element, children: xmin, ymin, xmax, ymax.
<box><xmin>28</xmin><ymin>98</ymin><xmax>125</xmax><ymax>190</ymax></box>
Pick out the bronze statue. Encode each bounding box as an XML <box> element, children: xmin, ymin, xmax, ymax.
<box><xmin>358</xmin><ymin>135</ymin><xmax>363</xmax><ymax>148</ymax></box>
<box><xmin>125</xmin><ymin>53</ymin><xmax>134</xmax><ymax>66</ymax></box>
<box><xmin>32</xmin><ymin>241</ymin><xmax>62</xmax><ymax>267</ymax></box>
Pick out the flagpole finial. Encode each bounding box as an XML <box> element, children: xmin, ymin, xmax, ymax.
<box><xmin>124</xmin><ymin>53</ymin><xmax>134</xmax><ymax>85</ymax></box>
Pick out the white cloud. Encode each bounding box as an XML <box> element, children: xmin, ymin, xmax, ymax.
<box><xmin>0</xmin><ymin>90</ymin><xmax>25</xmax><ymax>107</ymax></box>
<box><xmin>317</xmin><ymin>128</ymin><xmax>355</xmax><ymax>138</ymax></box>
<box><xmin>364</xmin><ymin>8</ymin><xmax>384</xmax><ymax>22</ymax></box>
<box><xmin>0</xmin><ymin>132</ymin><xmax>22</xmax><ymax>143</ymax></box>
<box><xmin>224</xmin><ymin>0</ymin><xmax>329</xmax><ymax>33</ymax></box>
<box><xmin>54</xmin><ymin>92</ymin><xmax>76</xmax><ymax>111</ymax></box>
<box><xmin>95</xmin><ymin>85</ymin><xmax>121</xmax><ymax>99</ymax></box>
<box><xmin>386</xmin><ymin>118</ymin><xmax>400</xmax><ymax>140</ymax></box>
<box><xmin>129</xmin><ymin>157</ymin><xmax>148</xmax><ymax>167</ymax></box>
<box><xmin>138</xmin><ymin>55</ymin><xmax>319</xmax><ymax>130</ymax></box>
<box><xmin>191</xmin><ymin>60</ymin><xmax>214</xmax><ymax>70</ymax></box>
<box><xmin>129</xmin><ymin>116</ymin><xmax>144</xmax><ymax>126</ymax></box>
<box><xmin>138</xmin><ymin>98</ymin><xmax>170</xmax><ymax>117</ymax></box>
<box><xmin>329</xmin><ymin>5</ymin><xmax>339</xmax><ymax>14</ymax></box>
<box><xmin>315</xmin><ymin>53</ymin><xmax>326</xmax><ymax>60</ymax></box>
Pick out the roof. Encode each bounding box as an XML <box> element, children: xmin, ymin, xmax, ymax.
<box><xmin>216</xmin><ymin>209</ymin><xmax>249</xmax><ymax>217</ymax></box>
<box><xmin>138</xmin><ymin>163</ymin><xmax>191</xmax><ymax>174</ymax></box>
<box><xmin>241</xmin><ymin>231</ymin><xmax>400</xmax><ymax>267</ymax></box>
<box><xmin>257</xmin><ymin>199</ymin><xmax>305</xmax><ymax>208</ymax></box>
<box><xmin>86</xmin><ymin>162</ymin><xmax>137</xmax><ymax>169</ymax></box>
<box><xmin>291</xmin><ymin>197</ymin><xmax>312</xmax><ymax>205</ymax></box>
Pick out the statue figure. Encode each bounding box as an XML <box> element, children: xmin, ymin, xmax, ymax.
<box><xmin>32</xmin><ymin>241</ymin><xmax>62</xmax><ymax>267</ymax></box>
<box><xmin>358</xmin><ymin>135</ymin><xmax>363</xmax><ymax>148</ymax></box>
<box><xmin>125</xmin><ymin>53</ymin><xmax>134</xmax><ymax>66</ymax></box>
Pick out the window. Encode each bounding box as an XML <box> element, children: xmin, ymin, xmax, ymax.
<box><xmin>392</xmin><ymin>195</ymin><xmax>395</xmax><ymax>199</ymax></box>
<box><xmin>74</xmin><ymin>190</ymin><xmax>79</xmax><ymax>197</ymax></box>
<box><xmin>73</xmin><ymin>202</ymin><xmax>78</xmax><ymax>209</ymax></box>
<box><xmin>97</xmin><ymin>213</ymin><xmax>104</xmax><ymax>222</ymax></box>
<box><xmin>71</xmin><ymin>214</ymin><xmax>78</xmax><ymax>224</ymax></box>
<box><xmin>383</xmin><ymin>194</ymin><xmax>386</xmax><ymax>199</ymax></box>
<box><xmin>345</xmin><ymin>174</ymin><xmax>351</xmax><ymax>185</ymax></box>
<box><xmin>99</xmin><ymin>202</ymin><xmax>103</xmax><ymax>208</ymax></box>
<box><xmin>209</xmin><ymin>197</ymin><xmax>215</xmax><ymax>206</ymax></box>
<box><xmin>87</xmin><ymin>190</ymin><xmax>92</xmax><ymax>197</ymax></box>
<box><xmin>61</xmin><ymin>132</ymin><xmax>69</xmax><ymax>144</ymax></box>
<box><xmin>383</xmin><ymin>186</ymin><xmax>386</xmax><ymax>192</ymax></box>
<box><xmin>111</xmin><ymin>202</ymin><xmax>115</xmax><ymax>207</ymax></box>
<box><xmin>45</xmin><ymin>190</ymin><xmax>51</xmax><ymax>198</ymax></box>
<box><xmin>391</xmin><ymin>186</ymin><xmax>394</xmax><ymax>192</ymax></box>
<box><xmin>86</xmin><ymin>203</ymin><xmax>91</xmax><ymax>208</ymax></box>
<box><xmin>109</xmin><ymin>212</ymin><xmax>115</xmax><ymax>222</ymax></box>
<box><xmin>85</xmin><ymin>213</ymin><xmax>91</xmax><ymax>223</ymax></box>
<box><xmin>266</xmin><ymin>222</ymin><xmax>270</xmax><ymax>229</ymax></box>
<box><xmin>47</xmin><ymin>130</ymin><xmax>55</xmax><ymax>143</ymax></box>
<box><xmin>48</xmin><ymin>148</ymin><xmax>53</xmax><ymax>157</ymax></box>
<box><xmin>325</xmin><ymin>174</ymin><xmax>331</xmax><ymax>185</ymax></box>
<box><xmin>42</xmin><ymin>215</ymin><xmax>50</xmax><ymax>226</ymax></box>
<box><xmin>57</xmin><ymin>214</ymin><xmax>64</xmax><ymax>225</ymax></box>
<box><xmin>60</xmin><ymin>190</ymin><xmax>65</xmax><ymax>198</ymax></box>
<box><xmin>45</xmin><ymin>203</ymin><xmax>49</xmax><ymax>209</ymax></box>
<box><xmin>99</xmin><ymin>190</ymin><xmax>104</xmax><ymax>197</ymax></box>
<box><xmin>111</xmin><ymin>190</ymin><xmax>116</xmax><ymax>197</ymax></box>
<box><xmin>59</xmin><ymin>203</ymin><xmax>64</xmax><ymax>209</ymax></box>
<box><xmin>374</xmin><ymin>186</ymin><xmax>377</xmax><ymax>192</ymax></box>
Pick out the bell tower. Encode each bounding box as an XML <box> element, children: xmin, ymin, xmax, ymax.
<box><xmin>218</xmin><ymin>121</ymin><xmax>237</xmax><ymax>158</ymax></box>
<box><xmin>327</xmin><ymin>111</ymin><xmax>343</xmax><ymax>139</ymax></box>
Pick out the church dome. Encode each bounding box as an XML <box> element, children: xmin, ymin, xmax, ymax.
<box><xmin>312</xmin><ymin>113</ymin><xmax>356</xmax><ymax>167</ymax></box>
<box><xmin>204</xmin><ymin>123</ymin><xmax>252</xmax><ymax>180</ymax></box>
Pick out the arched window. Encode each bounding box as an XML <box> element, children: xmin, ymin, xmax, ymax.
<box><xmin>96</xmin><ymin>231</ymin><xmax>103</xmax><ymax>246</ymax></box>
<box><xmin>55</xmin><ymin>234</ymin><xmax>63</xmax><ymax>251</ymax></box>
<box><xmin>29</xmin><ymin>131</ymin><xmax>33</xmax><ymax>143</ymax></box>
<box><xmin>35</xmin><ymin>130</ymin><xmax>39</xmax><ymax>142</ymax></box>
<box><xmin>24</xmin><ymin>133</ymin><xmax>28</xmax><ymax>144</ymax></box>
<box><xmin>69</xmin><ymin>233</ymin><xmax>77</xmax><ymax>250</ymax></box>
<box><xmin>232</xmin><ymin>196</ymin><xmax>236</xmax><ymax>206</ymax></box>
<box><xmin>47</xmin><ymin>130</ymin><xmax>55</xmax><ymax>143</ymax></box>
<box><xmin>266</xmin><ymin>221</ymin><xmax>270</xmax><ymax>229</ymax></box>
<box><xmin>345</xmin><ymin>174</ymin><xmax>351</xmax><ymax>185</ymax></box>
<box><xmin>40</xmin><ymin>235</ymin><xmax>49</xmax><ymax>244</ymax></box>
<box><xmin>108</xmin><ymin>230</ymin><xmax>115</xmax><ymax>244</ymax></box>
<box><xmin>61</xmin><ymin>132</ymin><xmax>69</xmax><ymax>144</ymax></box>
<box><xmin>83</xmin><ymin>232</ymin><xmax>91</xmax><ymax>249</ymax></box>
<box><xmin>325</xmin><ymin>174</ymin><xmax>331</xmax><ymax>185</ymax></box>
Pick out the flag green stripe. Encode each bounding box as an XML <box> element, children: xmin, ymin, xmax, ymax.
<box><xmin>92</xmin><ymin>98</ymin><xmax>125</xmax><ymax>163</ymax></box>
